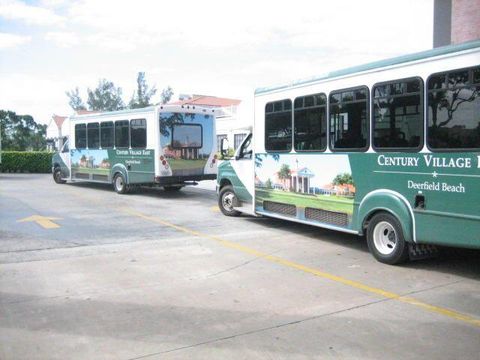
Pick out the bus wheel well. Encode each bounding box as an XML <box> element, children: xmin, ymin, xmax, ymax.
<box><xmin>362</xmin><ymin>210</ymin><xmax>396</xmax><ymax>234</ymax></box>
<box><xmin>112</xmin><ymin>171</ymin><xmax>125</xmax><ymax>183</ymax></box>
<box><xmin>219</xmin><ymin>179</ymin><xmax>232</xmax><ymax>190</ymax></box>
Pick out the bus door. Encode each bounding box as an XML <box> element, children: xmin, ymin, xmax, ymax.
<box><xmin>232</xmin><ymin>134</ymin><xmax>255</xmax><ymax>214</ymax></box>
<box><xmin>60</xmin><ymin>139</ymin><xmax>71</xmax><ymax>179</ymax></box>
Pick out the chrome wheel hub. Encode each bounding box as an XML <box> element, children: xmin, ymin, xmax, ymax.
<box><xmin>373</xmin><ymin>221</ymin><xmax>397</xmax><ymax>255</ymax></box>
<box><xmin>115</xmin><ymin>176</ymin><xmax>124</xmax><ymax>191</ymax></box>
<box><xmin>222</xmin><ymin>192</ymin><xmax>235</xmax><ymax>211</ymax></box>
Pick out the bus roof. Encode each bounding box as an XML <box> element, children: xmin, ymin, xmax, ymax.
<box><xmin>254</xmin><ymin>39</ymin><xmax>480</xmax><ymax>96</ymax></box>
<box><xmin>70</xmin><ymin>104</ymin><xmax>218</xmax><ymax>121</ymax></box>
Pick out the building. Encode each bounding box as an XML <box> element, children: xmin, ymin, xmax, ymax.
<box><xmin>46</xmin><ymin>114</ymin><xmax>69</xmax><ymax>151</ymax></box>
<box><xmin>170</xmin><ymin>95</ymin><xmax>251</xmax><ymax>152</ymax></box>
<box><xmin>434</xmin><ymin>0</ymin><xmax>480</xmax><ymax>47</ymax></box>
<box><xmin>273</xmin><ymin>167</ymin><xmax>315</xmax><ymax>194</ymax></box>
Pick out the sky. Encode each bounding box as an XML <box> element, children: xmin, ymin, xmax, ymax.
<box><xmin>0</xmin><ymin>0</ymin><xmax>434</xmax><ymax>127</ymax></box>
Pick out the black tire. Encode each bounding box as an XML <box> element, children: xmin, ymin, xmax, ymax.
<box><xmin>366</xmin><ymin>212</ymin><xmax>409</xmax><ymax>265</ymax></box>
<box><xmin>164</xmin><ymin>185</ymin><xmax>183</xmax><ymax>192</ymax></box>
<box><xmin>218</xmin><ymin>185</ymin><xmax>241</xmax><ymax>217</ymax></box>
<box><xmin>53</xmin><ymin>167</ymin><xmax>66</xmax><ymax>184</ymax></box>
<box><xmin>113</xmin><ymin>173</ymin><xmax>129</xmax><ymax>194</ymax></box>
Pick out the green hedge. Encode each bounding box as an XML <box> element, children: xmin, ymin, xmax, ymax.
<box><xmin>0</xmin><ymin>151</ymin><xmax>53</xmax><ymax>173</ymax></box>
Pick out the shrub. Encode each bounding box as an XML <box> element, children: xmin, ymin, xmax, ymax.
<box><xmin>0</xmin><ymin>151</ymin><xmax>53</xmax><ymax>173</ymax></box>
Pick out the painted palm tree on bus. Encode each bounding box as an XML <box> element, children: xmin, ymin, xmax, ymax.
<box><xmin>278</xmin><ymin>163</ymin><xmax>291</xmax><ymax>191</ymax></box>
<box><xmin>159</xmin><ymin>113</ymin><xmax>195</xmax><ymax>137</ymax></box>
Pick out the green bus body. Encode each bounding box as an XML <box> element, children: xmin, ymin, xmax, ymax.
<box><xmin>218</xmin><ymin>41</ymin><xmax>480</xmax><ymax>259</ymax></box>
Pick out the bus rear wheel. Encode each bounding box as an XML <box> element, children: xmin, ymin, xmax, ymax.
<box><xmin>219</xmin><ymin>185</ymin><xmax>241</xmax><ymax>217</ymax></box>
<box><xmin>53</xmin><ymin>167</ymin><xmax>66</xmax><ymax>184</ymax></box>
<box><xmin>366</xmin><ymin>212</ymin><xmax>409</xmax><ymax>265</ymax></box>
<box><xmin>113</xmin><ymin>173</ymin><xmax>129</xmax><ymax>194</ymax></box>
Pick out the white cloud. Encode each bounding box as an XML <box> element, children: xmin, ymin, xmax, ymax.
<box><xmin>39</xmin><ymin>0</ymin><xmax>66</xmax><ymax>8</ymax></box>
<box><xmin>0</xmin><ymin>0</ymin><xmax>65</xmax><ymax>26</ymax></box>
<box><xmin>65</xmin><ymin>0</ymin><xmax>432</xmax><ymax>52</ymax></box>
<box><xmin>0</xmin><ymin>0</ymin><xmax>436</xmax><ymax>126</ymax></box>
<box><xmin>45</xmin><ymin>31</ymin><xmax>79</xmax><ymax>47</ymax></box>
<box><xmin>0</xmin><ymin>32</ymin><xmax>31</xmax><ymax>49</ymax></box>
<box><xmin>0</xmin><ymin>73</ymin><xmax>73</xmax><ymax>123</ymax></box>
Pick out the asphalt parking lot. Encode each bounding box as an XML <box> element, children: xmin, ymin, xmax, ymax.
<box><xmin>1</xmin><ymin>173</ymin><xmax>479</xmax><ymax>359</ymax></box>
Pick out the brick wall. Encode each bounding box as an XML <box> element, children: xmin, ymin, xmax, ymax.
<box><xmin>451</xmin><ymin>0</ymin><xmax>480</xmax><ymax>43</ymax></box>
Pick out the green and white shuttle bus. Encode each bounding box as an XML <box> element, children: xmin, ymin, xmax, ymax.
<box><xmin>52</xmin><ymin>105</ymin><xmax>218</xmax><ymax>193</ymax></box>
<box><xmin>217</xmin><ymin>40</ymin><xmax>480</xmax><ymax>264</ymax></box>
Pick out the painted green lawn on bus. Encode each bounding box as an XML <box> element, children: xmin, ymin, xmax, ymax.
<box><xmin>256</xmin><ymin>188</ymin><xmax>354</xmax><ymax>214</ymax></box>
<box><xmin>72</xmin><ymin>167</ymin><xmax>109</xmax><ymax>175</ymax></box>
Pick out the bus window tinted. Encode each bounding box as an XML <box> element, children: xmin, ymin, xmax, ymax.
<box><xmin>294</xmin><ymin>93</ymin><xmax>327</xmax><ymax>151</ymax></box>
<box><xmin>172</xmin><ymin>124</ymin><xmax>202</xmax><ymax>148</ymax></box>
<box><xmin>428</xmin><ymin>66</ymin><xmax>480</xmax><ymax>150</ymax></box>
<box><xmin>75</xmin><ymin>124</ymin><xmax>86</xmax><ymax>149</ymax></box>
<box><xmin>265</xmin><ymin>99</ymin><xmax>292</xmax><ymax>151</ymax></box>
<box><xmin>87</xmin><ymin>123</ymin><xmax>100</xmax><ymax>149</ymax></box>
<box><xmin>130</xmin><ymin>118</ymin><xmax>146</xmax><ymax>148</ymax></box>
<box><xmin>329</xmin><ymin>87</ymin><xmax>369</xmax><ymax>151</ymax></box>
<box><xmin>100</xmin><ymin>122</ymin><xmax>114</xmax><ymax>148</ymax></box>
<box><xmin>373</xmin><ymin>78</ymin><xmax>423</xmax><ymax>150</ymax></box>
<box><xmin>115</xmin><ymin>120</ymin><xmax>129</xmax><ymax>148</ymax></box>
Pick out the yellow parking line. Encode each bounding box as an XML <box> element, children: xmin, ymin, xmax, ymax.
<box><xmin>122</xmin><ymin>208</ymin><xmax>480</xmax><ymax>328</ymax></box>
<box><xmin>210</xmin><ymin>206</ymin><xmax>220</xmax><ymax>212</ymax></box>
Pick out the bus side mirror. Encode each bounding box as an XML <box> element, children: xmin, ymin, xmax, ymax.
<box><xmin>220</xmin><ymin>138</ymin><xmax>230</xmax><ymax>158</ymax></box>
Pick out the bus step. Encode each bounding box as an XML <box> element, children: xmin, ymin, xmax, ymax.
<box><xmin>408</xmin><ymin>243</ymin><xmax>439</xmax><ymax>261</ymax></box>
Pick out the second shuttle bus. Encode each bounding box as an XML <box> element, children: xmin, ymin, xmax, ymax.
<box><xmin>52</xmin><ymin>105</ymin><xmax>218</xmax><ymax>193</ymax></box>
<box><xmin>217</xmin><ymin>40</ymin><xmax>480</xmax><ymax>264</ymax></box>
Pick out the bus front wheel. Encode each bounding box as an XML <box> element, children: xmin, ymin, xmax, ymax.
<box><xmin>366</xmin><ymin>212</ymin><xmax>409</xmax><ymax>265</ymax></box>
<box><xmin>113</xmin><ymin>173</ymin><xmax>129</xmax><ymax>194</ymax></box>
<box><xmin>53</xmin><ymin>167</ymin><xmax>66</xmax><ymax>184</ymax></box>
<box><xmin>219</xmin><ymin>185</ymin><xmax>241</xmax><ymax>217</ymax></box>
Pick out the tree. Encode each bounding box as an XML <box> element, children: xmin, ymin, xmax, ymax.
<box><xmin>278</xmin><ymin>164</ymin><xmax>291</xmax><ymax>180</ymax></box>
<box><xmin>277</xmin><ymin>164</ymin><xmax>291</xmax><ymax>190</ymax></box>
<box><xmin>129</xmin><ymin>72</ymin><xmax>157</xmax><ymax>109</ymax></box>
<box><xmin>87</xmin><ymin>79</ymin><xmax>125</xmax><ymax>111</ymax></box>
<box><xmin>332</xmin><ymin>173</ymin><xmax>353</xmax><ymax>186</ymax></box>
<box><xmin>159</xmin><ymin>112</ymin><xmax>195</xmax><ymax>137</ymax></box>
<box><xmin>265</xmin><ymin>178</ymin><xmax>273</xmax><ymax>189</ymax></box>
<box><xmin>66</xmin><ymin>75</ymin><xmax>173</xmax><ymax>112</ymax></box>
<box><xmin>0</xmin><ymin>110</ymin><xmax>47</xmax><ymax>151</ymax></box>
<box><xmin>66</xmin><ymin>87</ymin><xmax>87</xmax><ymax>111</ymax></box>
<box><xmin>160</xmin><ymin>86</ymin><xmax>174</xmax><ymax>104</ymax></box>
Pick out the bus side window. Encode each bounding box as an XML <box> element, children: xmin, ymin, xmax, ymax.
<box><xmin>61</xmin><ymin>139</ymin><xmax>69</xmax><ymax>153</ymax></box>
<box><xmin>265</xmin><ymin>99</ymin><xmax>292</xmax><ymax>152</ymax></box>
<box><xmin>427</xmin><ymin>66</ymin><xmax>480</xmax><ymax>151</ymax></box>
<box><xmin>115</xmin><ymin>120</ymin><xmax>130</xmax><ymax>148</ymax></box>
<box><xmin>329</xmin><ymin>87</ymin><xmax>369</xmax><ymax>151</ymax></box>
<box><xmin>373</xmin><ymin>77</ymin><xmax>423</xmax><ymax>151</ymax></box>
<box><xmin>130</xmin><ymin>119</ymin><xmax>147</xmax><ymax>149</ymax></box>
<box><xmin>294</xmin><ymin>93</ymin><xmax>327</xmax><ymax>152</ymax></box>
<box><xmin>100</xmin><ymin>122</ymin><xmax>114</xmax><ymax>148</ymax></box>
<box><xmin>87</xmin><ymin>123</ymin><xmax>100</xmax><ymax>149</ymax></box>
<box><xmin>238</xmin><ymin>134</ymin><xmax>252</xmax><ymax>160</ymax></box>
<box><xmin>75</xmin><ymin>124</ymin><xmax>86</xmax><ymax>149</ymax></box>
